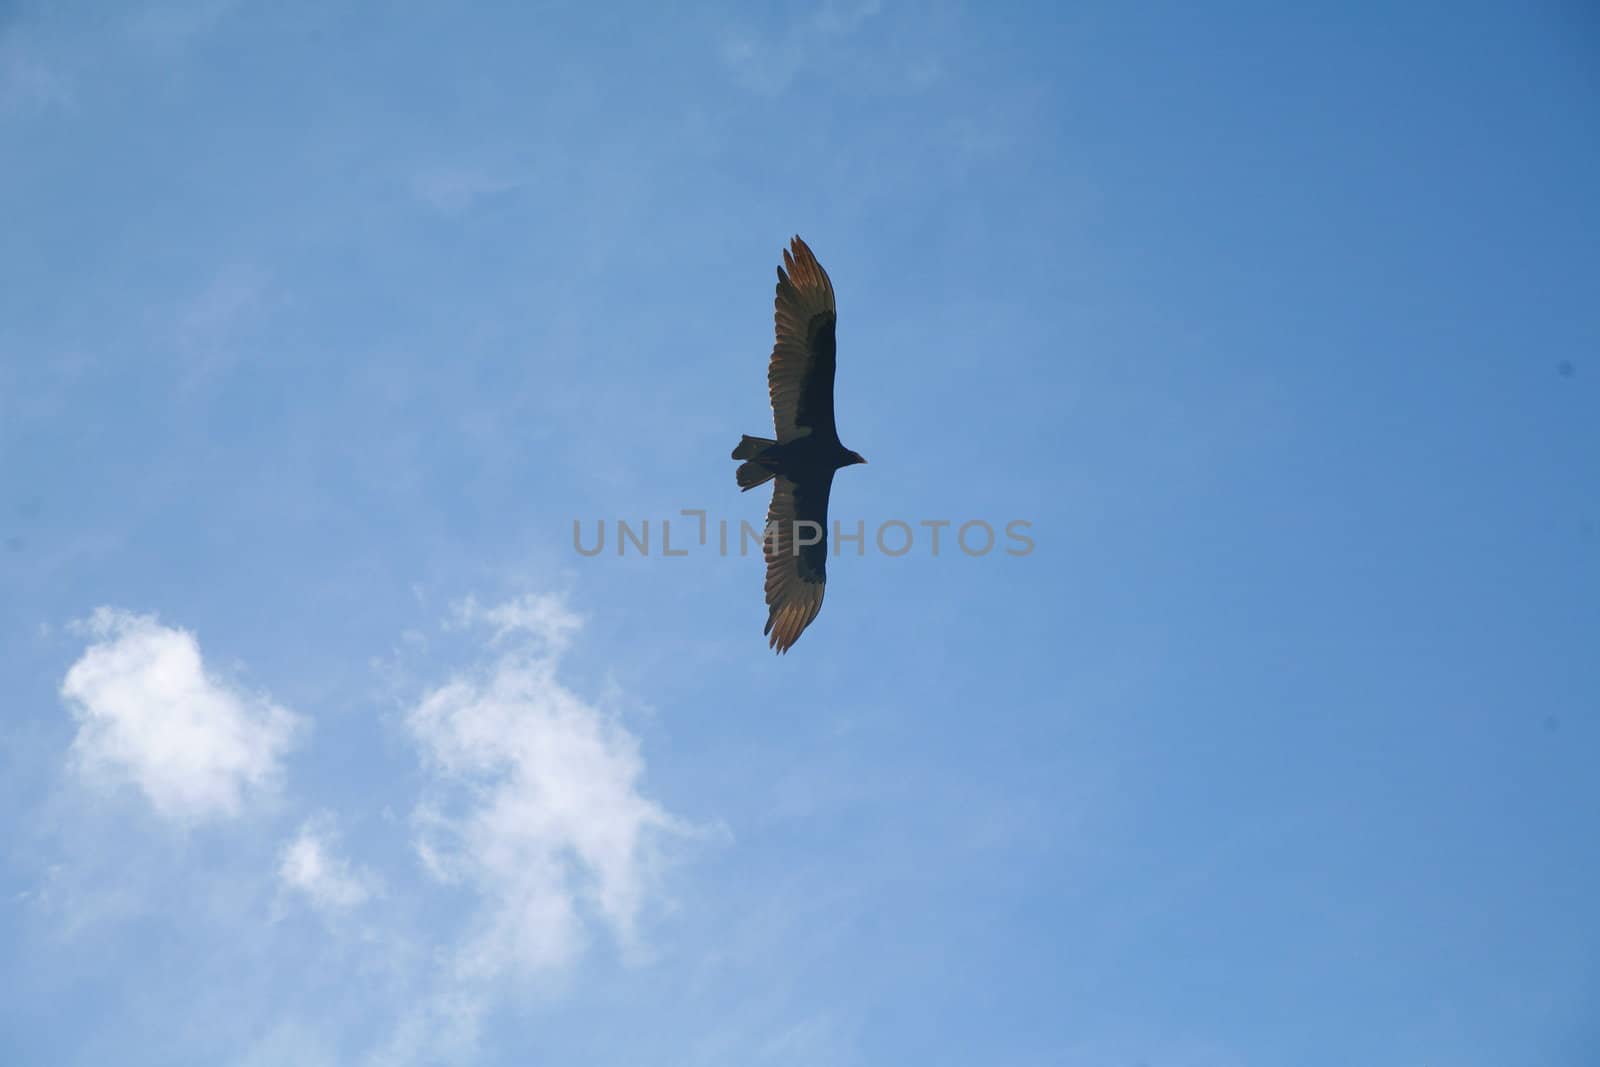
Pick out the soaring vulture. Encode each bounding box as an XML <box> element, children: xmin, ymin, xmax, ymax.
<box><xmin>731</xmin><ymin>236</ymin><xmax>867</xmax><ymax>654</ymax></box>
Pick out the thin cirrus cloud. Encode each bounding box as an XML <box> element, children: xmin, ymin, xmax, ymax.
<box><xmin>409</xmin><ymin>168</ymin><xmax>526</xmax><ymax>215</ymax></box>
<box><xmin>59</xmin><ymin>607</ymin><xmax>303</xmax><ymax>824</ymax></box>
<box><xmin>718</xmin><ymin>0</ymin><xmax>885</xmax><ymax>95</ymax></box>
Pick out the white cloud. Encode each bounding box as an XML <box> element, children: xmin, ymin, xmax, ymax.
<box><xmin>42</xmin><ymin>594</ymin><xmax>688</xmax><ymax>1063</ymax></box>
<box><xmin>279</xmin><ymin>818</ymin><xmax>377</xmax><ymax>912</ymax></box>
<box><xmin>446</xmin><ymin>591</ymin><xmax>582</xmax><ymax>650</ymax></box>
<box><xmin>59</xmin><ymin>607</ymin><xmax>302</xmax><ymax>823</ymax></box>
<box><xmin>409</xmin><ymin>593</ymin><xmax>684</xmax><ymax>981</ymax></box>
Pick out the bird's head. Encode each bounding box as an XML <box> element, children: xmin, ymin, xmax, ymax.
<box><xmin>844</xmin><ymin>450</ymin><xmax>868</xmax><ymax>467</ymax></box>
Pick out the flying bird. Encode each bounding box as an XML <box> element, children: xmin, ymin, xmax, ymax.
<box><xmin>732</xmin><ymin>236</ymin><xmax>867</xmax><ymax>654</ymax></box>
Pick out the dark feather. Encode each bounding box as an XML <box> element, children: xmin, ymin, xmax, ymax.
<box><xmin>731</xmin><ymin>237</ymin><xmax>865</xmax><ymax>653</ymax></box>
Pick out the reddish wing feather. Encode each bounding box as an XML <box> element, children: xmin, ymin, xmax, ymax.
<box><xmin>767</xmin><ymin>236</ymin><xmax>838</xmax><ymax>445</ymax></box>
<box><xmin>762</xmin><ymin>474</ymin><xmax>831</xmax><ymax>654</ymax></box>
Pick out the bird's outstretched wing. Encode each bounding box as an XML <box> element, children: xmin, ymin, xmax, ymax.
<box><xmin>768</xmin><ymin>236</ymin><xmax>839</xmax><ymax>445</ymax></box>
<box><xmin>763</xmin><ymin>472</ymin><xmax>833</xmax><ymax>653</ymax></box>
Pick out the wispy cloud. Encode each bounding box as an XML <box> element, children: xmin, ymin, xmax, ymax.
<box><xmin>59</xmin><ymin>607</ymin><xmax>303</xmax><ymax>823</ymax></box>
<box><xmin>278</xmin><ymin>816</ymin><xmax>378</xmax><ymax>912</ymax></box>
<box><xmin>409</xmin><ymin>592</ymin><xmax>687</xmax><ymax>982</ymax></box>
<box><xmin>230</xmin><ymin>1021</ymin><xmax>341</xmax><ymax>1067</ymax></box>
<box><xmin>124</xmin><ymin>0</ymin><xmax>240</xmax><ymax>54</ymax></box>
<box><xmin>0</xmin><ymin>41</ymin><xmax>74</xmax><ymax>116</ymax></box>
<box><xmin>409</xmin><ymin>168</ymin><xmax>525</xmax><ymax>215</ymax></box>
<box><xmin>718</xmin><ymin>0</ymin><xmax>885</xmax><ymax>95</ymax></box>
<box><xmin>446</xmin><ymin>592</ymin><xmax>582</xmax><ymax>650</ymax></box>
<box><xmin>172</xmin><ymin>263</ymin><xmax>270</xmax><ymax>388</ymax></box>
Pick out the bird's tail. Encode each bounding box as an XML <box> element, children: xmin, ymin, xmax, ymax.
<box><xmin>732</xmin><ymin>434</ymin><xmax>777</xmax><ymax>490</ymax></box>
<box><xmin>732</xmin><ymin>434</ymin><xmax>774</xmax><ymax>460</ymax></box>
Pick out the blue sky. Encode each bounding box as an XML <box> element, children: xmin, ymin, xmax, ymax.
<box><xmin>3</xmin><ymin>1</ymin><xmax>1597</xmax><ymax>1064</ymax></box>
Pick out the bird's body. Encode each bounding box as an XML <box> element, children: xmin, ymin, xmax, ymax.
<box><xmin>732</xmin><ymin>236</ymin><xmax>866</xmax><ymax>654</ymax></box>
<box><xmin>739</xmin><ymin>433</ymin><xmax>850</xmax><ymax>485</ymax></box>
